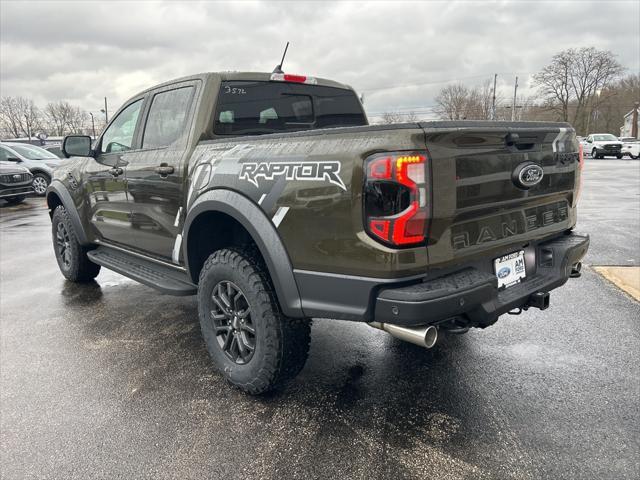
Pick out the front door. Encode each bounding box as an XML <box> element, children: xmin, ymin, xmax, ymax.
<box><xmin>123</xmin><ymin>83</ymin><xmax>197</xmax><ymax>262</ymax></box>
<box><xmin>85</xmin><ymin>98</ymin><xmax>144</xmax><ymax>244</ymax></box>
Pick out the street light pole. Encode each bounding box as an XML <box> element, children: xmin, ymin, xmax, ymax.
<box><xmin>89</xmin><ymin>112</ymin><xmax>96</xmax><ymax>139</ymax></box>
<box><xmin>491</xmin><ymin>74</ymin><xmax>497</xmax><ymax>120</ymax></box>
<box><xmin>103</xmin><ymin>97</ymin><xmax>108</xmax><ymax>123</ymax></box>
<box><xmin>511</xmin><ymin>76</ymin><xmax>518</xmax><ymax>122</ymax></box>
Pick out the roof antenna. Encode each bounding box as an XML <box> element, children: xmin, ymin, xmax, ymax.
<box><xmin>272</xmin><ymin>41</ymin><xmax>289</xmax><ymax>74</ymax></box>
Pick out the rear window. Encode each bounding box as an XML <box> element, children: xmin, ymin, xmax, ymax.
<box><xmin>214</xmin><ymin>81</ymin><xmax>367</xmax><ymax>135</ymax></box>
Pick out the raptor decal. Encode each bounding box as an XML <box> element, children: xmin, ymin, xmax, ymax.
<box><xmin>239</xmin><ymin>161</ymin><xmax>346</xmax><ymax>191</ymax></box>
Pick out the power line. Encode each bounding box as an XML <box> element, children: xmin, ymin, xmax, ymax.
<box><xmin>359</xmin><ymin>71</ymin><xmax>533</xmax><ymax>94</ymax></box>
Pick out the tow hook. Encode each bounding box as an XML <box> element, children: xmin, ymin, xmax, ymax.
<box><xmin>570</xmin><ymin>262</ymin><xmax>582</xmax><ymax>278</ymax></box>
<box><xmin>527</xmin><ymin>291</ymin><xmax>550</xmax><ymax>310</ymax></box>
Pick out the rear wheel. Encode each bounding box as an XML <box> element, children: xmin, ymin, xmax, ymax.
<box><xmin>197</xmin><ymin>248</ymin><xmax>311</xmax><ymax>395</ymax></box>
<box><xmin>32</xmin><ymin>173</ymin><xmax>50</xmax><ymax>196</ymax></box>
<box><xmin>616</xmin><ymin>154</ymin><xmax>623</xmax><ymax>159</ymax></box>
<box><xmin>51</xmin><ymin>206</ymin><xmax>101</xmax><ymax>282</ymax></box>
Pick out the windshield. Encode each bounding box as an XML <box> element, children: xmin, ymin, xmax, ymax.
<box><xmin>593</xmin><ymin>134</ymin><xmax>618</xmax><ymax>142</ymax></box>
<box><xmin>8</xmin><ymin>144</ymin><xmax>60</xmax><ymax>160</ymax></box>
<box><xmin>214</xmin><ymin>81</ymin><xmax>367</xmax><ymax>135</ymax></box>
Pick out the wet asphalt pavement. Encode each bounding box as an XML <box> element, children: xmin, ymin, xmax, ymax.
<box><xmin>1</xmin><ymin>159</ymin><xmax>639</xmax><ymax>480</ymax></box>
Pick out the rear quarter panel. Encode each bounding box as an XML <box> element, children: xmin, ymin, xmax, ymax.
<box><xmin>187</xmin><ymin>126</ymin><xmax>429</xmax><ymax>277</ymax></box>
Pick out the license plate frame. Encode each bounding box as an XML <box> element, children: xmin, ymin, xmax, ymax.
<box><xmin>494</xmin><ymin>250</ymin><xmax>526</xmax><ymax>289</ymax></box>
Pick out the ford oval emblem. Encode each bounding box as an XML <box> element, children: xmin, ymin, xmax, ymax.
<box><xmin>513</xmin><ymin>162</ymin><xmax>544</xmax><ymax>189</ymax></box>
<box><xmin>497</xmin><ymin>267</ymin><xmax>511</xmax><ymax>279</ymax></box>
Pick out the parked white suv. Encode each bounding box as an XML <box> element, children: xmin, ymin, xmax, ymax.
<box><xmin>585</xmin><ymin>134</ymin><xmax>623</xmax><ymax>159</ymax></box>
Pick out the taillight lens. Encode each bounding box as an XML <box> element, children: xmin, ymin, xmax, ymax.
<box><xmin>364</xmin><ymin>152</ymin><xmax>429</xmax><ymax>247</ymax></box>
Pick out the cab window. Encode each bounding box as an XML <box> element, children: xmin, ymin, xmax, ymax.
<box><xmin>101</xmin><ymin>100</ymin><xmax>143</xmax><ymax>154</ymax></box>
<box><xmin>142</xmin><ymin>87</ymin><xmax>194</xmax><ymax>149</ymax></box>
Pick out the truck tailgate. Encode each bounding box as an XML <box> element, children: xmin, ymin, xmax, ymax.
<box><xmin>420</xmin><ymin>121</ymin><xmax>580</xmax><ymax>267</ymax></box>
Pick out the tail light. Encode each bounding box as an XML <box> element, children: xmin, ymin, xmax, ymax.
<box><xmin>363</xmin><ymin>152</ymin><xmax>429</xmax><ymax>247</ymax></box>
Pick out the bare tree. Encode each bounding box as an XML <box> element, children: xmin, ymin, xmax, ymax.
<box><xmin>435</xmin><ymin>84</ymin><xmax>471</xmax><ymax>120</ymax></box>
<box><xmin>0</xmin><ymin>96</ymin><xmax>43</xmax><ymax>139</ymax></box>
<box><xmin>474</xmin><ymin>78</ymin><xmax>501</xmax><ymax>120</ymax></box>
<box><xmin>381</xmin><ymin>111</ymin><xmax>400</xmax><ymax>123</ymax></box>
<box><xmin>533</xmin><ymin>47</ymin><xmax>624</xmax><ymax>132</ymax></box>
<box><xmin>0</xmin><ymin>97</ymin><xmax>23</xmax><ymax>138</ymax></box>
<box><xmin>44</xmin><ymin>102</ymin><xmax>67</xmax><ymax>136</ymax></box>
<box><xmin>66</xmin><ymin>106</ymin><xmax>87</xmax><ymax>134</ymax></box>
<box><xmin>380</xmin><ymin>110</ymin><xmax>418</xmax><ymax>124</ymax></box>
<box><xmin>434</xmin><ymin>81</ymin><xmax>499</xmax><ymax>120</ymax></box>
<box><xmin>44</xmin><ymin>101</ymin><xmax>88</xmax><ymax>136</ymax></box>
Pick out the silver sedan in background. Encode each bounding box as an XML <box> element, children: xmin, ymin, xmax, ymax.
<box><xmin>0</xmin><ymin>142</ymin><xmax>64</xmax><ymax>195</ymax></box>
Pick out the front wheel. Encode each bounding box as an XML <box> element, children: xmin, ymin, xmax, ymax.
<box><xmin>591</xmin><ymin>149</ymin><xmax>598</xmax><ymax>159</ymax></box>
<box><xmin>51</xmin><ymin>206</ymin><xmax>101</xmax><ymax>282</ymax></box>
<box><xmin>32</xmin><ymin>173</ymin><xmax>50</xmax><ymax>196</ymax></box>
<box><xmin>197</xmin><ymin>248</ymin><xmax>311</xmax><ymax>395</ymax></box>
<box><xmin>616</xmin><ymin>154</ymin><xmax>623</xmax><ymax>159</ymax></box>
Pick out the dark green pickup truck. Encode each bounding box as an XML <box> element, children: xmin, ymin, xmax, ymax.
<box><xmin>47</xmin><ymin>71</ymin><xmax>589</xmax><ymax>394</ymax></box>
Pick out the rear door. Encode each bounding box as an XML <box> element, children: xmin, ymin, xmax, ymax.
<box><xmin>122</xmin><ymin>81</ymin><xmax>198</xmax><ymax>262</ymax></box>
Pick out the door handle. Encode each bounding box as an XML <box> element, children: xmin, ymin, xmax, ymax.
<box><xmin>109</xmin><ymin>167</ymin><xmax>123</xmax><ymax>177</ymax></box>
<box><xmin>155</xmin><ymin>164</ymin><xmax>175</xmax><ymax>177</ymax></box>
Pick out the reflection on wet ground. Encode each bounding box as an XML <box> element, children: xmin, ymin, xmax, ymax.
<box><xmin>1</xmin><ymin>161</ymin><xmax>639</xmax><ymax>480</ymax></box>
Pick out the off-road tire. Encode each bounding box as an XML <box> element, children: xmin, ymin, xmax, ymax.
<box><xmin>4</xmin><ymin>195</ymin><xmax>26</xmax><ymax>205</ymax></box>
<box><xmin>198</xmin><ymin>247</ymin><xmax>311</xmax><ymax>395</ymax></box>
<box><xmin>51</xmin><ymin>205</ymin><xmax>101</xmax><ymax>282</ymax></box>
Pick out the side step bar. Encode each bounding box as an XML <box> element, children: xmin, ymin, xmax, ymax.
<box><xmin>87</xmin><ymin>246</ymin><xmax>197</xmax><ymax>296</ymax></box>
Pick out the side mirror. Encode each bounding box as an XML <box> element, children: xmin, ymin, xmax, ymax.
<box><xmin>6</xmin><ymin>156</ymin><xmax>20</xmax><ymax>162</ymax></box>
<box><xmin>62</xmin><ymin>135</ymin><xmax>93</xmax><ymax>158</ymax></box>
<box><xmin>587</xmin><ymin>139</ymin><xmax>592</xmax><ymax>143</ymax></box>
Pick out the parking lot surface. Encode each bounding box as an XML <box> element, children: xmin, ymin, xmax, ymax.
<box><xmin>1</xmin><ymin>159</ymin><xmax>639</xmax><ymax>479</ymax></box>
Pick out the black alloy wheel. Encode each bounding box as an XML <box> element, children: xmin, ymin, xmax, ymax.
<box><xmin>210</xmin><ymin>280</ymin><xmax>256</xmax><ymax>364</ymax></box>
<box><xmin>56</xmin><ymin>221</ymin><xmax>72</xmax><ymax>270</ymax></box>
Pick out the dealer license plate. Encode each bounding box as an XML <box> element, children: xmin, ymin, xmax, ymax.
<box><xmin>494</xmin><ymin>250</ymin><xmax>526</xmax><ymax>289</ymax></box>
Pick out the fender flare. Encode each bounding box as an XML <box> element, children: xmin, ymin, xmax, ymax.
<box><xmin>46</xmin><ymin>180</ymin><xmax>90</xmax><ymax>245</ymax></box>
<box><xmin>183</xmin><ymin>189</ymin><xmax>304</xmax><ymax>318</ymax></box>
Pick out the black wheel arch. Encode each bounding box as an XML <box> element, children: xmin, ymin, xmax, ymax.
<box><xmin>183</xmin><ymin>189</ymin><xmax>304</xmax><ymax>318</ymax></box>
<box><xmin>46</xmin><ymin>180</ymin><xmax>90</xmax><ymax>245</ymax></box>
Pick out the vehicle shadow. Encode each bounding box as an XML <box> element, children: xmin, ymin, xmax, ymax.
<box><xmin>58</xmin><ymin>279</ymin><xmax>502</xmax><ymax>477</ymax></box>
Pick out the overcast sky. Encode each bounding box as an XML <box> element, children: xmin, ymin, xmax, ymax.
<box><xmin>1</xmin><ymin>0</ymin><xmax>638</xmax><ymax>121</ymax></box>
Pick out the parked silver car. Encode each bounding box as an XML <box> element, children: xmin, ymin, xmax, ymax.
<box><xmin>0</xmin><ymin>142</ymin><xmax>63</xmax><ymax>195</ymax></box>
<box><xmin>0</xmin><ymin>161</ymin><xmax>33</xmax><ymax>204</ymax></box>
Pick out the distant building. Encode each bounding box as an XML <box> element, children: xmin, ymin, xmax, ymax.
<box><xmin>620</xmin><ymin>108</ymin><xmax>639</xmax><ymax>138</ymax></box>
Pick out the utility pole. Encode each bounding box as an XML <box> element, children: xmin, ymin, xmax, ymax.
<box><xmin>100</xmin><ymin>97</ymin><xmax>109</xmax><ymax>124</ymax></box>
<box><xmin>491</xmin><ymin>74</ymin><xmax>497</xmax><ymax>120</ymax></box>
<box><xmin>89</xmin><ymin>112</ymin><xmax>96</xmax><ymax>139</ymax></box>
<box><xmin>632</xmin><ymin>101</ymin><xmax>639</xmax><ymax>139</ymax></box>
<box><xmin>511</xmin><ymin>76</ymin><xmax>519</xmax><ymax>121</ymax></box>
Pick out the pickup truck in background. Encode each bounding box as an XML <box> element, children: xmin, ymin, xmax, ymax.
<box><xmin>47</xmin><ymin>71</ymin><xmax>589</xmax><ymax>394</ymax></box>
<box><xmin>584</xmin><ymin>133</ymin><xmax>623</xmax><ymax>158</ymax></box>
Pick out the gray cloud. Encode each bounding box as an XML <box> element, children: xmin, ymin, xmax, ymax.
<box><xmin>1</xmin><ymin>0</ymin><xmax>638</xmax><ymax>120</ymax></box>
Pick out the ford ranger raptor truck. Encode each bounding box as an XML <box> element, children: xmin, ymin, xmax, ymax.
<box><xmin>47</xmin><ymin>72</ymin><xmax>589</xmax><ymax>394</ymax></box>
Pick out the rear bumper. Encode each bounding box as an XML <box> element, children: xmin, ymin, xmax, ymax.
<box><xmin>374</xmin><ymin>232</ymin><xmax>589</xmax><ymax>327</ymax></box>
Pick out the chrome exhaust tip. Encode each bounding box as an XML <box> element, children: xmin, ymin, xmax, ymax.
<box><xmin>368</xmin><ymin>322</ymin><xmax>438</xmax><ymax>349</ymax></box>
<box><xmin>570</xmin><ymin>262</ymin><xmax>582</xmax><ymax>278</ymax></box>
